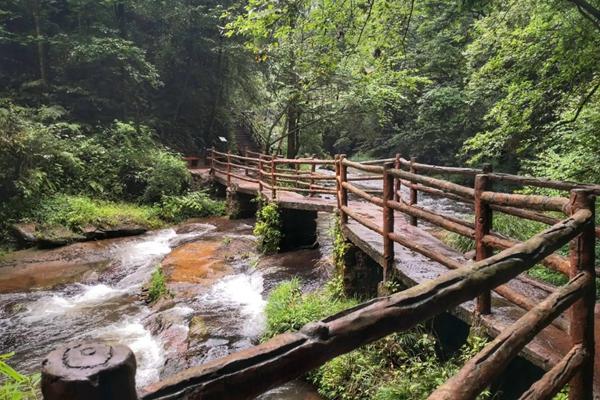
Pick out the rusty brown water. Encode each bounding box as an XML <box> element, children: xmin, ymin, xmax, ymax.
<box><xmin>0</xmin><ymin>216</ymin><xmax>334</xmax><ymax>399</ymax></box>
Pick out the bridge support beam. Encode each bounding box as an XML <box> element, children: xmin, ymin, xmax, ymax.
<box><xmin>226</xmin><ymin>189</ymin><xmax>257</xmax><ymax>219</ymax></box>
<box><xmin>341</xmin><ymin>241</ymin><xmax>382</xmax><ymax>299</ymax></box>
<box><xmin>279</xmin><ymin>209</ymin><xmax>318</xmax><ymax>251</ymax></box>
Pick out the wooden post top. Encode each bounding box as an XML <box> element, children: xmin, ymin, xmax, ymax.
<box><xmin>42</xmin><ymin>342</ymin><xmax>138</xmax><ymax>400</ymax></box>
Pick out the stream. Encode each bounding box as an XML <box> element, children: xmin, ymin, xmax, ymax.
<box><xmin>0</xmin><ymin>175</ymin><xmax>470</xmax><ymax>399</ymax></box>
<box><xmin>0</xmin><ymin>216</ymin><xmax>332</xmax><ymax>399</ymax></box>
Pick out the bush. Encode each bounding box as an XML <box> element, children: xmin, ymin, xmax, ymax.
<box><xmin>157</xmin><ymin>192</ymin><xmax>226</xmax><ymax>223</ymax></box>
<box><xmin>253</xmin><ymin>202</ymin><xmax>282</xmax><ymax>254</ymax></box>
<box><xmin>141</xmin><ymin>151</ymin><xmax>191</xmax><ymax>203</ymax></box>
<box><xmin>0</xmin><ymin>103</ymin><xmax>192</xmax><ymax>242</ymax></box>
<box><xmin>0</xmin><ymin>353</ymin><xmax>40</xmax><ymax>400</ymax></box>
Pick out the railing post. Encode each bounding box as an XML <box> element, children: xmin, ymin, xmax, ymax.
<box><xmin>474</xmin><ymin>163</ymin><xmax>493</xmax><ymax>315</ymax></box>
<box><xmin>394</xmin><ymin>153</ymin><xmax>401</xmax><ymax>203</ymax></box>
<box><xmin>227</xmin><ymin>150</ymin><xmax>232</xmax><ymax>186</ymax></box>
<box><xmin>339</xmin><ymin>154</ymin><xmax>348</xmax><ymax>224</ymax></box>
<box><xmin>382</xmin><ymin>162</ymin><xmax>395</xmax><ymax>281</ymax></box>
<box><xmin>244</xmin><ymin>149</ymin><xmax>249</xmax><ymax>176</ymax></box>
<box><xmin>42</xmin><ymin>342</ymin><xmax>138</xmax><ymax>400</ymax></box>
<box><xmin>309</xmin><ymin>156</ymin><xmax>316</xmax><ymax>197</ymax></box>
<box><xmin>258</xmin><ymin>155</ymin><xmax>264</xmax><ymax>195</ymax></box>
<box><xmin>209</xmin><ymin>147</ymin><xmax>215</xmax><ymax>176</ymax></box>
<box><xmin>271</xmin><ymin>157</ymin><xmax>277</xmax><ymax>200</ymax></box>
<box><xmin>409</xmin><ymin>157</ymin><xmax>418</xmax><ymax>226</ymax></box>
<box><xmin>568</xmin><ymin>189</ymin><xmax>596</xmax><ymax>400</ymax></box>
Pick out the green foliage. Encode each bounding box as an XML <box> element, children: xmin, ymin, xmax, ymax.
<box><xmin>461</xmin><ymin>1</ymin><xmax>600</xmax><ymax>175</ymax></box>
<box><xmin>146</xmin><ymin>266</ymin><xmax>170</xmax><ymax>304</ymax></box>
<box><xmin>32</xmin><ymin>195</ymin><xmax>163</xmax><ymax>231</ymax></box>
<box><xmin>0</xmin><ymin>353</ymin><xmax>40</xmax><ymax>400</ymax></box>
<box><xmin>157</xmin><ymin>192</ymin><xmax>226</xmax><ymax>223</ymax></box>
<box><xmin>253</xmin><ymin>202</ymin><xmax>282</xmax><ymax>254</ymax></box>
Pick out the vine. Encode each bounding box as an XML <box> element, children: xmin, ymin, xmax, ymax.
<box><xmin>331</xmin><ymin>214</ymin><xmax>350</xmax><ymax>273</ymax></box>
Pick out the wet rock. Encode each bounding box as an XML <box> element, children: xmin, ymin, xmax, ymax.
<box><xmin>144</xmin><ymin>308</ymin><xmax>192</xmax><ymax>378</ymax></box>
<box><xmin>161</xmin><ymin>241</ymin><xmax>232</xmax><ymax>285</ymax></box>
<box><xmin>36</xmin><ymin>225</ymin><xmax>87</xmax><ymax>248</ymax></box>
<box><xmin>10</xmin><ymin>222</ymin><xmax>147</xmax><ymax>250</ymax></box>
<box><xmin>81</xmin><ymin>224</ymin><xmax>147</xmax><ymax>240</ymax></box>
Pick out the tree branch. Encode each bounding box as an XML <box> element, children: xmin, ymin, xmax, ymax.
<box><xmin>567</xmin><ymin>0</ymin><xmax>600</xmax><ymax>21</ymax></box>
<box><xmin>549</xmin><ymin>79</ymin><xmax>600</xmax><ymax>132</ymax></box>
<box><xmin>575</xmin><ymin>3</ymin><xmax>600</xmax><ymax>30</ymax></box>
<box><xmin>401</xmin><ymin>0</ymin><xmax>415</xmax><ymax>51</ymax></box>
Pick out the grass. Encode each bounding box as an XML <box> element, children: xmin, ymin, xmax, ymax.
<box><xmin>31</xmin><ymin>191</ymin><xmax>227</xmax><ymax>231</ymax></box>
<box><xmin>0</xmin><ymin>353</ymin><xmax>40</xmax><ymax>400</ymax></box>
<box><xmin>263</xmin><ymin>276</ymin><xmax>356</xmax><ymax>339</ymax></box>
<box><xmin>145</xmin><ymin>266</ymin><xmax>171</xmax><ymax>303</ymax></box>
<box><xmin>32</xmin><ymin>194</ymin><xmax>164</xmax><ymax>231</ymax></box>
<box><xmin>263</xmin><ymin>276</ymin><xmax>490</xmax><ymax>400</ymax></box>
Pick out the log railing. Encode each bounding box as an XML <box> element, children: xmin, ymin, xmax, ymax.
<box><xmin>41</xmin><ymin>149</ymin><xmax>597</xmax><ymax>400</ymax></box>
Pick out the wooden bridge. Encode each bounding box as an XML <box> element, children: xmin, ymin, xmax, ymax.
<box><xmin>40</xmin><ymin>149</ymin><xmax>599</xmax><ymax>400</ymax></box>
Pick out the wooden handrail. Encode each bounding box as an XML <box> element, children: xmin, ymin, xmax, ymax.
<box><xmin>488</xmin><ymin>172</ymin><xmax>600</xmax><ymax>195</ymax></box>
<box><xmin>519</xmin><ymin>344</ymin><xmax>587</xmax><ymax>400</ymax></box>
<box><xmin>480</xmin><ymin>191</ymin><xmax>569</xmax><ymax>213</ymax></box>
<box><xmin>388</xmin><ymin>168</ymin><xmax>475</xmax><ymax>199</ymax></box>
<box><xmin>429</xmin><ymin>271</ymin><xmax>592</xmax><ymax>400</ymax></box>
<box><xmin>342</xmin><ymin>158</ymin><xmax>384</xmax><ymax>174</ymax></box>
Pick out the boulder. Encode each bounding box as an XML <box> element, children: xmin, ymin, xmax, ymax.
<box><xmin>11</xmin><ymin>223</ymin><xmax>37</xmax><ymax>247</ymax></box>
<box><xmin>11</xmin><ymin>222</ymin><xmax>147</xmax><ymax>250</ymax></box>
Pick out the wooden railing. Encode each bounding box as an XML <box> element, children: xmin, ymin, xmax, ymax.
<box><xmin>41</xmin><ymin>149</ymin><xmax>598</xmax><ymax>400</ymax></box>
<box><xmin>209</xmin><ymin>148</ymin><xmax>337</xmax><ymax>199</ymax></box>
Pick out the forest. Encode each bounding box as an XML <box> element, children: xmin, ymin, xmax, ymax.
<box><xmin>1</xmin><ymin>0</ymin><xmax>600</xmax><ymax>399</ymax></box>
<box><xmin>1</xmin><ymin>0</ymin><xmax>599</xmax><ymax>240</ymax></box>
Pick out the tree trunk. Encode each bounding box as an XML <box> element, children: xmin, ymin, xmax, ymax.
<box><xmin>286</xmin><ymin>101</ymin><xmax>300</xmax><ymax>159</ymax></box>
<box><xmin>30</xmin><ymin>0</ymin><xmax>47</xmax><ymax>86</ymax></box>
<box><xmin>115</xmin><ymin>2</ymin><xmax>129</xmax><ymax>120</ymax></box>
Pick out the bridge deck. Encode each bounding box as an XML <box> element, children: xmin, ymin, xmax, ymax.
<box><xmin>195</xmin><ymin>168</ymin><xmax>598</xmax><ymax>390</ymax></box>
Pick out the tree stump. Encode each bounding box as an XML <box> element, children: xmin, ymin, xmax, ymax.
<box><xmin>42</xmin><ymin>342</ymin><xmax>138</xmax><ymax>400</ymax></box>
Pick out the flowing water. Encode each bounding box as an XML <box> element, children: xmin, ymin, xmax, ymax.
<box><xmin>0</xmin><ymin>216</ymin><xmax>333</xmax><ymax>398</ymax></box>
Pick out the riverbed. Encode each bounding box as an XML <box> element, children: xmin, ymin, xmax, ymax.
<box><xmin>0</xmin><ymin>215</ymin><xmax>333</xmax><ymax>399</ymax></box>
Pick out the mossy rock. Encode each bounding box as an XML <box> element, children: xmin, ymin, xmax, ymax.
<box><xmin>189</xmin><ymin>315</ymin><xmax>210</xmax><ymax>340</ymax></box>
